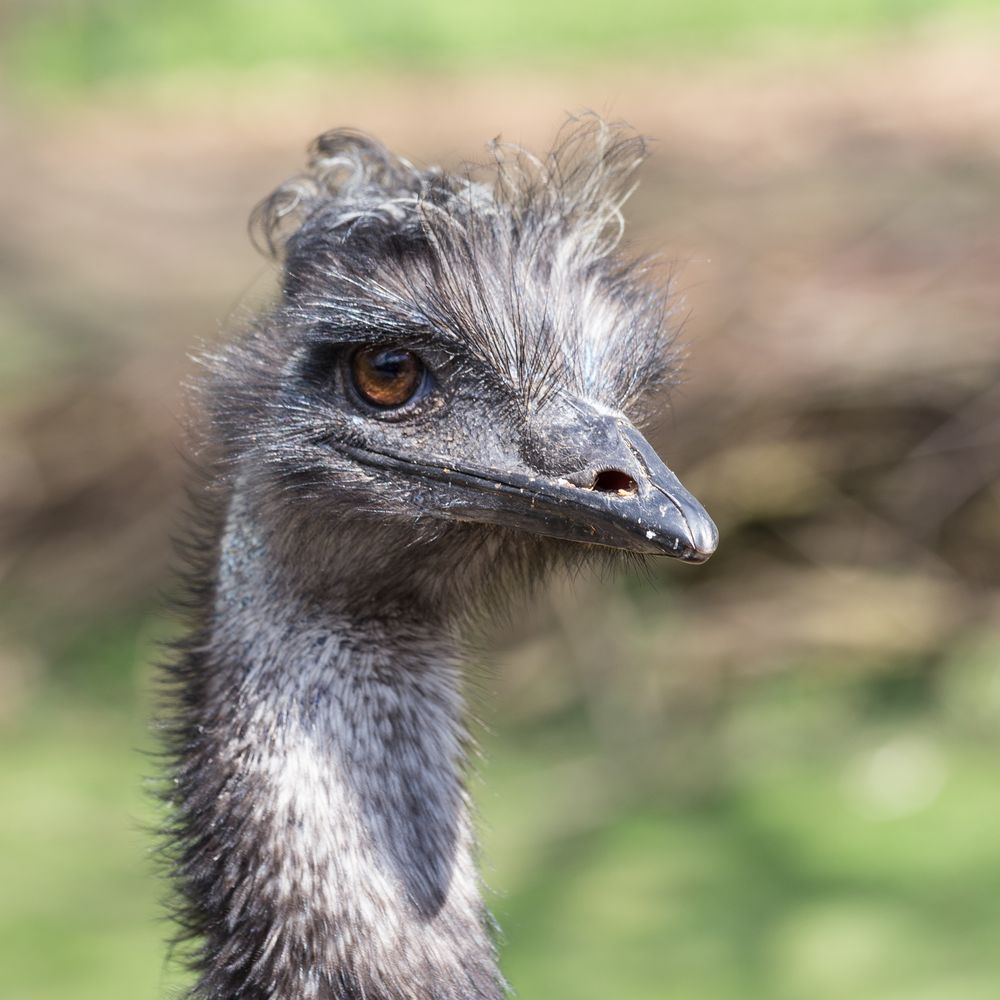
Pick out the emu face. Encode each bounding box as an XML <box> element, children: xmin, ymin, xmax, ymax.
<box><xmin>285</xmin><ymin>330</ymin><xmax>717</xmax><ymax>561</ymax></box>
<box><xmin>214</xmin><ymin>122</ymin><xmax>717</xmax><ymax>565</ymax></box>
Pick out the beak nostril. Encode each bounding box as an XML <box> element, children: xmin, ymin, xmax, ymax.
<box><xmin>591</xmin><ymin>469</ymin><xmax>638</xmax><ymax>495</ymax></box>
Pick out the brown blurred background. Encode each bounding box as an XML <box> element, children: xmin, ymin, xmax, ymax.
<box><xmin>1</xmin><ymin>3</ymin><xmax>999</xmax><ymax>999</ymax></box>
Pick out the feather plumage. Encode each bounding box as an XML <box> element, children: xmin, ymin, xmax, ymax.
<box><xmin>159</xmin><ymin>116</ymin><xmax>706</xmax><ymax>1000</ymax></box>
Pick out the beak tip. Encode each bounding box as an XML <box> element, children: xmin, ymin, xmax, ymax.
<box><xmin>645</xmin><ymin>507</ymin><xmax>718</xmax><ymax>562</ymax></box>
<box><xmin>639</xmin><ymin>515</ymin><xmax>717</xmax><ymax>562</ymax></box>
<box><xmin>687</xmin><ymin>515</ymin><xmax>719</xmax><ymax>562</ymax></box>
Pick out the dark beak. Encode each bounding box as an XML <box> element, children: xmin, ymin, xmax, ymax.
<box><xmin>344</xmin><ymin>408</ymin><xmax>718</xmax><ymax>562</ymax></box>
<box><xmin>542</xmin><ymin>419</ymin><xmax>719</xmax><ymax>561</ymax></box>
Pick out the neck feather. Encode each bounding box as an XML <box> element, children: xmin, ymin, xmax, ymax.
<box><xmin>166</xmin><ymin>490</ymin><xmax>504</xmax><ymax>1000</ymax></box>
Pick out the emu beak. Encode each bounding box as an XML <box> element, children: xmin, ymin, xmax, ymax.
<box><xmin>342</xmin><ymin>410</ymin><xmax>717</xmax><ymax>561</ymax></box>
<box><xmin>515</xmin><ymin>414</ymin><xmax>719</xmax><ymax>561</ymax></box>
<box><xmin>576</xmin><ymin>427</ymin><xmax>717</xmax><ymax>561</ymax></box>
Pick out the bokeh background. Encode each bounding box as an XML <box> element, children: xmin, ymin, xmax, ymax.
<box><xmin>2</xmin><ymin>3</ymin><xmax>1000</xmax><ymax>998</ymax></box>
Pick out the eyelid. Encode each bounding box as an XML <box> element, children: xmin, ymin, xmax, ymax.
<box><xmin>305</xmin><ymin>318</ymin><xmax>472</xmax><ymax>364</ymax></box>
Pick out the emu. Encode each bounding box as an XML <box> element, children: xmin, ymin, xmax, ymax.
<box><xmin>163</xmin><ymin>117</ymin><xmax>717</xmax><ymax>1000</ymax></box>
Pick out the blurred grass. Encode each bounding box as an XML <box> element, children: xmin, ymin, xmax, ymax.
<box><xmin>0</xmin><ymin>697</ymin><xmax>173</xmax><ymax>1000</ymax></box>
<box><xmin>3</xmin><ymin>618</ymin><xmax>1000</xmax><ymax>1000</ymax></box>
<box><xmin>5</xmin><ymin>0</ymin><xmax>1000</xmax><ymax>93</ymax></box>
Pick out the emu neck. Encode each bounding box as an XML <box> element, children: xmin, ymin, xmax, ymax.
<box><xmin>177</xmin><ymin>494</ymin><xmax>502</xmax><ymax>1000</ymax></box>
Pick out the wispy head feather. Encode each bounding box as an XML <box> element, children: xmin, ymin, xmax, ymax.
<box><xmin>247</xmin><ymin>114</ymin><xmax>679</xmax><ymax>419</ymax></box>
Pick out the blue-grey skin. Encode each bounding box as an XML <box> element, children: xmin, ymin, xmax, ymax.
<box><xmin>162</xmin><ymin>117</ymin><xmax>717</xmax><ymax>1000</ymax></box>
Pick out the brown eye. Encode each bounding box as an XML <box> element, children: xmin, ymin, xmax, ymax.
<box><xmin>350</xmin><ymin>346</ymin><xmax>426</xmax><ymax>409</ymax></box>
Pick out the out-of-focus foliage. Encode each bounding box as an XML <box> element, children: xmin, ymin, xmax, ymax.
<box><xmin>5</xmin><ymin>0</ymin><xmax>999</xmax><ymax>92</ymax></box>
<box><xmin>1</xmin><ymin>3</ymin><xmax>999</xmax><ymax>998</ymax></box>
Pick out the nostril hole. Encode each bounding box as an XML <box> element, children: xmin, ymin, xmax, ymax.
<box><xmin>591</xmin><ymin>469</ymin><xmax>638</xmax><ymax>495</ymax></box>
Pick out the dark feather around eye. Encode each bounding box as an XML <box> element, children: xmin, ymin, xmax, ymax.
<box><xmin>299</xmin><ymin>341</ymin><xmax>343</xmax><ymax>389</ymax></box>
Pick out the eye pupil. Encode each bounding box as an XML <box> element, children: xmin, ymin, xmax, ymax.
<box><xmin>351</xmin><ymin>347</ymin><xmax>424</xmax><ymax>408</ymax></box>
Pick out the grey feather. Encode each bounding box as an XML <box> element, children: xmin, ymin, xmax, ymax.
<box><xmin>160</xmin><ymin>114</ymin><xmax>706</xmax><ymax>1000</ymax></box>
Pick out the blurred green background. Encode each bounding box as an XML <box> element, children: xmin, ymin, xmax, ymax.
<box><xmin>2</xmin><ymin>2</ymin><xmax>1000</xmax><ymax>998</ymax></box>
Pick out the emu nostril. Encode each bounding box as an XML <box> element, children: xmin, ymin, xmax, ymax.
<box><xmin>591</xmin><ymin>469</ymin><xmax>638</xmax><ymax>495</ymax></box>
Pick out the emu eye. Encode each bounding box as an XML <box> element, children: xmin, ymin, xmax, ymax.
<box><xmin>350</xmin><ymin>346</ymin><xmax>425</xmax><ymax>409</ymax></box>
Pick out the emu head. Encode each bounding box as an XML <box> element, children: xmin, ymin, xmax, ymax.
<box><xmin>209</xmin><ymin>119</ymin><xmax>717</xmax><ymax>609</ymax></box>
